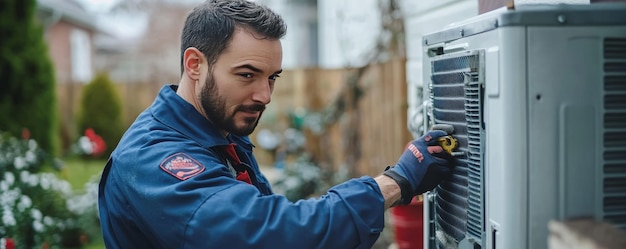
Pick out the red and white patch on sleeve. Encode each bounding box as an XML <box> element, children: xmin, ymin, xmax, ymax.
<box><xmin>160</xmin><ymin>153</ymin><xmax>205</xmax><ymax>180</ymax></box>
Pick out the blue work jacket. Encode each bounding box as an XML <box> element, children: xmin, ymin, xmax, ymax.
<box><xmin>98</xmin><ymin>85</ymin><xmax>386</xmax><ymax>248</ymax></box>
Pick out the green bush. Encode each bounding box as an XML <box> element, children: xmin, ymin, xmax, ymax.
<box><xmin>0</xmin><ymin>0</ymin><xmax>60</xmax><ymax>156</ymax></box>
<box><xmin>77</xmin><ymin>73</ymin><xmax>124</xmax><ymax>158</ymax></box>
<box><xmin>0</xmin><ymin>132</ymin><xmax>83</xmax><ymax>248</ymax></box>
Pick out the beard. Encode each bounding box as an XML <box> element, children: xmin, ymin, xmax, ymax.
<box><xmin>200</xmin><ymin>74</ymin><xmax>265</xmax><ymax>136</ymax></box>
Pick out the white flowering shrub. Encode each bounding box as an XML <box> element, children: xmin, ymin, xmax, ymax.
<box><xmin>271</xmin><ymin>154</ymin><xmax>349</xmax><ymax>202</ymax></box>
<box><xmin>271</xmin><ymin>155</ymin><xmax>322</xmax><ymax>201</ymax></box>
<box><xmin>0</xmin><ymin>132</ymin><xmax>90</xmax><ymax>248</ymax></box>
<box><xmin>66</xmin><ymin>176</ymin><xmax>101</xmax><ymax>247</ymax></box>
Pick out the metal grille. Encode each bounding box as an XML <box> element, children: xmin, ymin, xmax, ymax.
<box><xmin>603</xmin><ymin>38</ymin><xmax>626</xmax><ymax>230</ymax></box>
<box><xmin>464</xmin><ymin>71</ymin><xmax>484</xmax><ymax>238</ymax></box>
<box><xmin>430</xmin><ymin>51</ymin><xmax>484</xmax><ymax>242</ymax></box>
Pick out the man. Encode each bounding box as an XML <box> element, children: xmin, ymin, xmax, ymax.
<box><xmin>98</xmin><ymin>0</ymin><xmax>455</xmax><ymax>248</ymax></box>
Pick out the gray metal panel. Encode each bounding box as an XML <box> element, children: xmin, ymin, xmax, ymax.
<box><xmin>423</xmin><ymin>3</ymin><xmax>626</xmax><ymax>46</ymax></box>
<box><xmin>481</xmin><ymin>27</ymin><xmax>530</xmax><ymax>249</ymax></box>
<box><xmin>500</xmin><ymin>3</ymin><xmax>626</xmax><ymax>27</ymax></box>
<box><xmin>422</xmin><ymin>9</ymin><xmax>505</xmax><ymax>46</ymax></box>
<box><xmin>423</xmin><ymin>18</ymin><xmax>499</xmax><ymax>46</ymax></box>
<box><xmin>422</xmin><ymin>5</ymin><xmax>626</xmax><ymax>249</ymax></box>
<box><xmin>526</xmin><ymin>26</ymin><xmax>606</xmax><ymax>249</ymax></box>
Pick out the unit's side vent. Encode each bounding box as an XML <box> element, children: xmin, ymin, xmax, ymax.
<box><xmin>464</xmin><ymin>65</ymin><xmax>484</xmax><ymax>239</ymax></box>
<box><xmin>603</xmin><ymin>37</ymin><xmax>626</xmax><ymax>230</ymax></box>
<box><xmin>429</xmin><ymin>50</ymin><xmax>485</xmax><ymax>245</ymax></box>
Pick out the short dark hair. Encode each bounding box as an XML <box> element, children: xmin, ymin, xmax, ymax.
<box><xmin>180</xmin><ymin>0</ymin><xmax>287</xmax><ymax>75</ymax></box>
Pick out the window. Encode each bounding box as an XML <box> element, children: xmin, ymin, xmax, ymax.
<box><xmin>70</xmin><ymin>28</ymin><xmax>93</xmax><ymax>83</ymax></box>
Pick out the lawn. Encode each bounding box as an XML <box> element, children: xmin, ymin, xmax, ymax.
<box><xmin>56</xmin><ymin>157</ymin><xmax>107</xmax><ymax>249</ymax></box>
<box><xmin>57</xmin><ymin>157</ymin><xmax>106</xmax><ymax>192</ymax></box>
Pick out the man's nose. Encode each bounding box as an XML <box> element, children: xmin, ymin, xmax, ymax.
<box><xmin>252</xmin><ymin>80</ymin><xmax>272</xmax><ymax>104</ymax></box>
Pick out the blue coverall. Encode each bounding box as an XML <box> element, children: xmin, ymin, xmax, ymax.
<box><xmin>98</xmin><ymin>85</ymin><xmax>386</xmax><ymax>248</ymax></box>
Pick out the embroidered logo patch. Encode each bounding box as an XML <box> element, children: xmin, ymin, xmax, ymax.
<box><xmin>160</xmin><ymin>153</ymin><xmax>205</xmax><ymax>180</ymax></box>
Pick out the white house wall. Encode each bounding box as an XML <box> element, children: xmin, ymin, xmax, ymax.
<box><xmin>318</xmin><ymin>0</ymin><xmax>383</xmax><ymax>69</ymax></box>
<box><xmin>259</xmin><ymin>0</ymin><xmax>318</xmax><ymax>69</ymax></box>
<box><xmin>400</xmin><ymin>0</ymin><xmax>479</xmax><ymax>137</ymax></box>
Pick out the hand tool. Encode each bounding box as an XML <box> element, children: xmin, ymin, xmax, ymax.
<box><xmin>431</xmin><ymin>124</ymin><xmax>463</xmax><ymax>156</ymax></box>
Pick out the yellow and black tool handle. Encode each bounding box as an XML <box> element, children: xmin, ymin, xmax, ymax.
<box><xmin>437</xmin><ymin>135</ymin><xmax>458</xmax><ymax>155</ymax></box>
<box><xmin>431</xmin><ymin>124</ymin><xmax>462</xmax><ymax>156</ymax></box>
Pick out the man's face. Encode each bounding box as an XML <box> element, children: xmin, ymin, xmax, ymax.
<box><xmin>199</xmin><ymin>28</ymin><xmax>283</xmax><ymax>136</ymax></box>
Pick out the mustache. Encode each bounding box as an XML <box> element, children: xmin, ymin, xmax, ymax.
<box><xmin>237</xmin><ymin>104</ymin><xmax>266</xmax><ymax>113</ymax></box>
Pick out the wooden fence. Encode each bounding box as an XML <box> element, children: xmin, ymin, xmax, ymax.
<box><xmin>253</xmin><ymin>58</ymin><xmax>411</xmax><ymax>176</ymax></box>
<box><xmin>56</xmin><ymin>58</ymin><xmax>411</xmax><ymax>177</ymax></box>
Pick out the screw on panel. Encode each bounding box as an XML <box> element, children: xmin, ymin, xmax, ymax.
<box><xmin>557</xmin><ymin>14</ymin><xmax>566</xmax><ymax>24</ymax></box>
<box><xmin>427</xmin><ymin>192</ymin><xmax>435</xmax><ymax>201</ymax></box>
<box><xmin>459</xmin><ymin>29</ymin><xmax>465</xmax><ymax>37</ymax></box>
<box><xmin>424</xmin><ymin>39</ymin><xmax>429</xmax><ymax>45</ymax></box>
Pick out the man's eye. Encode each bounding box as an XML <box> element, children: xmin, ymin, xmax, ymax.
<box><xmin>269</xmin><ymin>74</ymin><xmax>281</xmax><ymax>80</ymax></box>
<box><xmin>239</xmin><ymin>73</ymin><xmax>253</xmax><ymax>79</ymax></box>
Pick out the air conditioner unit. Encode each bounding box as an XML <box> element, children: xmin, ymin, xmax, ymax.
<box><xmin>419</xmin><ymin>3</ymin><xmax>626</xmax><ymax>249</ymax></box>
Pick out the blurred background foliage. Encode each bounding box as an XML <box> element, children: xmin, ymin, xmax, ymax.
<box><xmin>0</xmin><ymin>0</ymin><xmax>59</xmax><ymax>156</ymax></box>
<box><xmin>0</xmin><ymin>132</ymin><xmax>101</xmax><ymax>248</ymax></box>
<box><xmin>76</xmin><ymin>73</ymin><xmax>124</xmax><ymax>159</ymax></box>
<box><xmin>0</xmin><ymin>0</ymin><xmax>410</xmax><ymax>247</ymax></box>
<box><xmin>0</xmin><ymin>0</ymin><xmax>110</xmax><ymax>247</ymax></box>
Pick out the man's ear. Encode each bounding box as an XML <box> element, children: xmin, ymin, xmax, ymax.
<box><xmin>183</xmin><ymin>47</ymin><xmax>204</xmax><ymax>81</ymax></box>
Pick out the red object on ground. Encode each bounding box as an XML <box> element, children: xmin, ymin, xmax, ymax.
<box><xmin>392</xmin><ymin>197</ymin><xmax>424</xmax><ymax>249</ymax></box>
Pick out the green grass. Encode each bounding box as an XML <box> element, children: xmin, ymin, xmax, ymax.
<box><xmin>83</xmin><ymin>236</ymin><xmax>106</xmax><ymax>249</ymax></box>
<box><xmin>57</xmin><ymin>157</ymin><xmax>106</xmax><ymax>191</ymax></box>
<box><xmin>56</xmin><ymin>157</ymin><xmax>107</xmax><ymax>249</ymax></box>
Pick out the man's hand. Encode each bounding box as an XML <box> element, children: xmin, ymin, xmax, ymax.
<box><xmin>383</xmin><ymin>130</ymin><xmax>455</xmax><ymax>205</ymax></box>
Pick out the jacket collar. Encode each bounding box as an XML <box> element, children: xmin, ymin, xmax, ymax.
<box><xmin>150</xmin><ymin>85</ymin><xmax>253</xmax><ymax>150</ymax></box>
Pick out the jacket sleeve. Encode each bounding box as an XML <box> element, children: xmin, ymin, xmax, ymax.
<box><xmin>183</xmin><ymin>176</ymin><xmax>385</xmax><ymax>249</ymax></box>
<box><xmin>123</xmin><ymin>143</ymin><xmax>386</xmax><ymax>249</ymax></box>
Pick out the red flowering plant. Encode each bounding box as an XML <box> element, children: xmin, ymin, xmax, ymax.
<box><xmin>1</xmin><ymin>238</ymin><xmax>15</xmax><ymax>249</ymax></box>
<box><xmin>71</xmin><ymin>128</ymin><xmax>106</xmax><ymax>158</ymax></box>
